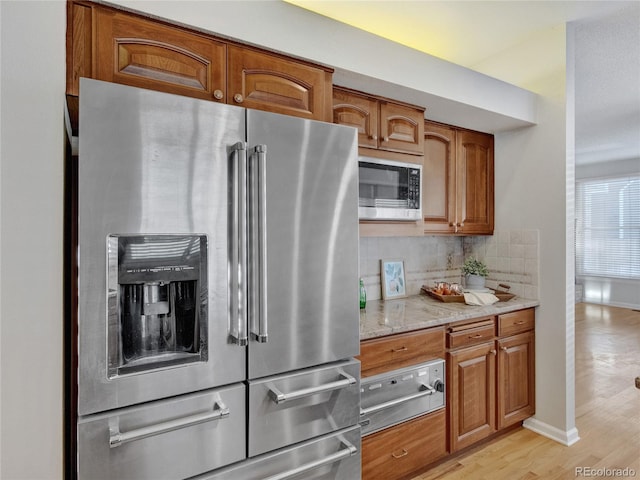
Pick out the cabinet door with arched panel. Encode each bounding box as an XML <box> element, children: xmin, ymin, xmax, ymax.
<box><xmin>95</xmin><ymin>9</ymin><xmax>227</xmax><ymax>102</ymax></box>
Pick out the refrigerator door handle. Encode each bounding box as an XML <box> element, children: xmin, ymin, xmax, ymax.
<box><xmin>249</xmin><ymin>144</ymin><xmax>268</xmax><ymax>343</ymax></box>
<box><xmin>360</xmin><ymin>384</ymin><xmax>435</xmax><ymax>416</ymax></box>
<box><xmin>229</xmin><ymin>142</ymin><xmax>248</xmax><ymax>346</ymax></box>
<box><xmin>260</xmin><ymin>439</ymin><xmax>357</xmax><ymax>480</ymax></box>
<box><xmin>268</xmin><ymin>371</ymin><xmax>357</xmax><ymax>405</ymax></box>
<box><xmin>109</xmin><ymin>401</ymin><xmax>230</xmax><ymax>448</ymax></box>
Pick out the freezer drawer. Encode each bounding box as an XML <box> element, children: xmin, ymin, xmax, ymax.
<box><xmin>77</xmin><ymin>384</ymin><xmax>245</xmax><ymax>480</ymax></box>
<box><xmin>248</xmin><ymin>359</ymin><xmax>360</xmax><ymax>457</ymax></box>
<box><xmin>192</xmin><ymin>425</ymin><xmax>361</xmax><ymax>480</ymax></box>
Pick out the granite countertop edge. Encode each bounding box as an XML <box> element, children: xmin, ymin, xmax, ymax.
<box><xmin>359</xmin><ymin>294</ymin><xmax>540</xmax><ymax>340</ymax></box>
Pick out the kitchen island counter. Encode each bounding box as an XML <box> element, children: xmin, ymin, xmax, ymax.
<box><xmin>360</xmin><ymin>293</ymin><xmax>539</xmax><ymax>340</ymax></box>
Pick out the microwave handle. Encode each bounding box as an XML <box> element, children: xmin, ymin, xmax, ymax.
<box><xmin>229</xmin><ymin>142</ymin><xmax>248</xmax><ymax>346</ymax></box>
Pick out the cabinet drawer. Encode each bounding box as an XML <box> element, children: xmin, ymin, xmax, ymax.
<box><xmin>359</xmin><ymin>328</ymin><xmax>445</xmax><ymax>377</ymax></box>
<box><xmin>498</xmin><ymin>308</ymin><xmax>535</xmax><ymax>337</ymax></box>
<box><xmin>362</xmin><ymin>409</ymin><xmax>446</xmax><ymax>480</ymax></box>
<box><xmin>447</xmin><ymin>319</ymin><xmax>495</xmax><ymax>349</ymax></box>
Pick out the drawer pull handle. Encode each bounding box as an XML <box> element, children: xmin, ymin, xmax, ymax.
<box><xmin>469</xmin><ymin>334</ymin><xmax>483</xmax><ymax>339</ymax></box>
<box><xmin>515</xmin><ymin>320</ymin><xmax>526</xmax><ymax>325</ymax></box>
<box><xmin>262</xmin><ymin>440</ymin><xmax>357</xmax><ymax>480</ymax></box>
<box><xmin>392</xmin><ymin>346</ymin><xmax>408</xmax><ymax>353</ymax></box>
<box><xmin>109</xmin><ymin>401</ymin><xmax>229</xmax><ymax>448</ymax></box>
<box><xmin>268</xmin><ymin>372</ymin><xmax>357</xmax><ymax>404</ymax></box>
<box><xmin>392</xmin><ymin>449</ymin><xmax>409</xmax><ymax>459</ymax></box>
<box><xmin>360</xmin><ymin>384</ymin><xmax>436</xmax><ymax>416</ymax></box>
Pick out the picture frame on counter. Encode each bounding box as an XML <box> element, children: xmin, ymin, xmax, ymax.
<box><xmin>380</xmin><ymin>259</ymin><xmax>407</xmax><ymax>300</ymax></box>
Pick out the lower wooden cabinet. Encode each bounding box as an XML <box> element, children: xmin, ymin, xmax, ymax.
<box><xmin>447</xmin><ymin>341</ymin><xmax>496</xmax><ymax>452</ymax></box>
<box><xmin>362</xmin><ymin>409</ymin><xmax>447</xmax><ymax>480</ymax></box>
<box><xmin>447</xmin><ymin>308</ymin><xmax>535</xmax><ymax>453</ymax></box>
<box><xmin>497</xmin><ymin>330</ymin><xmax>535</xmax><ymax>429</ymax></box>
<box><xmin>360</xmin><ymin>308</ymin><xmax>535</xmax><ymax>476</ymax></box>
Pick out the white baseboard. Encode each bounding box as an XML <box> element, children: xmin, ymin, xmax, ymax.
<box><xmin>523</xmin><ymin>417</ymin><xmax>581</xmax><ymax>446</ymax></box>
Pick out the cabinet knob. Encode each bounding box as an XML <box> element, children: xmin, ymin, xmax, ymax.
<box><xmin>501</xmin><ymin>346</ymin><xmax>508</xmax><ymax>352</ymax></box>
<box><xmin>213</xmin><ymin>89</ymin><xmax>224</xmax><ymax>100</ymax></box>
<box><xmin>369</xmin><ymin>135</ymin><xmax>378</xmax><ymax>141</ymax></box>
<box><xmin>233</xmin><ymin>93</ymin><xmax>244</xmax><ymax>104</ymax></box>
<box><xmin>490</xmin><ymin>349</ymin><xmax>496</xmax><ymax>356</ymax></box>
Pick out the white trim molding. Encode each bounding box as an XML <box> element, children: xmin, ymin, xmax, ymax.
<box><xmin>523</xmin><ymin>417</ymin><xmax>580</xmax><ymax>446</ymax></box>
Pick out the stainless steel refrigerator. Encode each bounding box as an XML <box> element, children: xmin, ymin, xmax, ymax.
<box><xmin>75</xmin><ymin>79</ymin><xmax>361</xmax><ymax>479</ymax></box>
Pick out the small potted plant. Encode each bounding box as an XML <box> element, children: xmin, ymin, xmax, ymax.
<box><xmin>461</xmin><ymin>257</ymin><xmax>489</xmax><ymax>289</ymax></box>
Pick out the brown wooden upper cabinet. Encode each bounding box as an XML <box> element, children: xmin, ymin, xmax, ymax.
<box><xmin>67</xmin><ymin>1</ymin><xmax>333</xmax><ymax>122</ymax></box>
<box><xmin>227</xmin><ymin>46</ymin><xmax>331</xmax><ymax>121</ymax></box>
<box><xmin>423</xmin><ymin>120</ymin><xmax>494</xmax><ymax>235</ymax></box>
<box><xmin>333</xmin><ymin>87</ymin><xmax>425</xmax><ymax>155</ymax></box>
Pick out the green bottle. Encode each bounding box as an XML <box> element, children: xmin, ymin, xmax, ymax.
<box><xmin>359</xmin><ymin>278</ymin><xmax>367</xmax><ymax>309</ymax></box>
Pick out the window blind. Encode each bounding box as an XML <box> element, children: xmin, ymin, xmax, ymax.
<box><xmin>576</xmin><ymin>175</ymin><xmax>640</xmax><ymax>279</ymax></box>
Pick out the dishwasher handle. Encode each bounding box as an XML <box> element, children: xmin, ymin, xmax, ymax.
<box><xmin>261</xmin><ymin>440</ymin><xmax>357</xmax><ymax>480</ymax></box>
<box><xmin>360</xmin><ymin>384</ymin><xmax>435</xmax><ymax>416</ymax></box>
<box><xmin>268</xmin><ymin>372</ymin><xmax>357</xmax><ymax>405</ymax></box>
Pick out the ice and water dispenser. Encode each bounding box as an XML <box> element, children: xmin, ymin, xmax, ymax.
<box><xmin>107</xmin><ymin>234</ymin><xmax>208</xmax><ymax>377</ymax></box>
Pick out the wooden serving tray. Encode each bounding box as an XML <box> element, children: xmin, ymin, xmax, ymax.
<box><xmin>421</xmin><ymin>286</ymin><xmax>515</xmax><ymax>303</ymax></box>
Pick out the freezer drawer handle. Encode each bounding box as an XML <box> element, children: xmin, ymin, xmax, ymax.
<box><xmin>260</xmin><ymin>440</ymin><xmax>357</xmax><ymax>480</ymax></box>
<box><xmin>268</xmin><ymin>372</ymin><xmax>357</xmax><ymax>405</ymax></box>
<box><xmin>109</xmin><ymin>401</ymin><xmax>230</xmax><ymax>448</ymax></box>
<box><xmin>360</xmin><ymin>384</ymin><xmax>435</xmax><ymax>416</ymax></box>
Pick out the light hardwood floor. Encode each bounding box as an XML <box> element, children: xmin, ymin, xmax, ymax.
<box><xmin>412</xmin><ymin>303</ymin><xmax>640</xmax><ymax>480</ymax></box>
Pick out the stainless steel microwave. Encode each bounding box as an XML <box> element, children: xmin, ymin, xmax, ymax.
<box><xmin>358</xmin><ymin>157</ymin><xmax>422</xmax><ymax>221</ymax></box>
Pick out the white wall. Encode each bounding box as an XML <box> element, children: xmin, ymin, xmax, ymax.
<box><xmin>492</xmin><ymin>27</ymin><xmax>578</xmax><ymax>444</ymax></box>
<box><xmin>0</xmin><ymin>1</ymin><xmax>66</xmax><ymax>478</ymax></box>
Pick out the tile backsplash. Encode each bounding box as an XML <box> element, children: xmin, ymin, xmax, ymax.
<box><xmin>359</xmin><ymin>230</ymin><xmax>539</xmax><ymax>301</ymax></box>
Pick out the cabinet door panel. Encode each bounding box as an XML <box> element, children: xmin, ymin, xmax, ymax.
<box><xmin>497</xmin><ymin>331</ymin><xmax>535</xmax><ymax>429</ymax></box>
<box><xmin>423</xmin><ymin>123</ymin><xmax>456</xmax><ymax>233</ymax></box>
<box><xmin>332</xmin><ymin>88</ymin><xmax>378</xmax><ymax>149</ymax></box>
<box><xmin>456</xmin><ymin>129</ymin><xmax>494</xmax><ymax>234</ymax></box>
<box><xmin>95</xmin><ymin>9</ymin><xmax>226</xmax><ymax>101</ymax></box>
<box><xmin>448</xmin><ymin>342</ymin><xmax>496</xmax><ymax>452</ymax></box>
<box><xmin>228</xmin><ymin>46</ymin><xmax>330</xmax><ymax>121</ymax></box>
<box><xmin>379</xmin><ymin>102</ymin><xmax>424</xmax><ymax>155</ymax></box>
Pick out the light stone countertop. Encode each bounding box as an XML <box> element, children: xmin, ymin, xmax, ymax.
<box><xmin>359</xmin><ymin>293</ymin><xmax>539</xmax><ymax>340</ymax></box>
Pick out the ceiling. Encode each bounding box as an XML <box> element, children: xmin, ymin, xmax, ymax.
<box><xmin>285</xmin><ymin>0</ymin><xmax>640</xmax><ymax>166</ymax></box>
